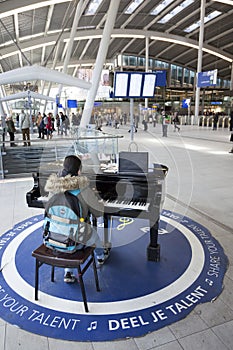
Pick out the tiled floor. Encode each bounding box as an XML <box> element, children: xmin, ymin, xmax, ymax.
<box><xmin>0</xmin><ymin>122</ymin><xmax>233</xmax><ymax>350</ymax></box>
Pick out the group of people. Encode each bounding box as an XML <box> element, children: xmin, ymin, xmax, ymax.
<box><xmin>36</xmin><ymin>111</ymin><xmax>70</xmax><ymax>140</ymax></box>
<box><xmin>0</xmin><ymin>110</ymin><xmax>31</xmax><ymax>147</ymax></box>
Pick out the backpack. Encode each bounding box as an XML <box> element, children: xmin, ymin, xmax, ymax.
<box><xmin>43</xmin><ymin>190</ymin><xmax>90</xmax><ymax>253</ymax></box>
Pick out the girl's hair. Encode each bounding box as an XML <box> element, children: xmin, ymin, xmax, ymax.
<box><xmin>61</xmin><ymin>155</ymin><xmax>82</xmax><ymax>176</ymax></box>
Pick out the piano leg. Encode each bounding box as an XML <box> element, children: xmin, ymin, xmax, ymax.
<box><xmin>147</xmin><ymin>220</ymin><xmax>160</xmax><ymax>262</ymax></box>
<box><xmin>103</xmin><ymin>214</ymin><xmax>112</xmax><ymax>249</ymax></box>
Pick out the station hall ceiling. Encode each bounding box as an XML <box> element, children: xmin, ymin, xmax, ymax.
<box><xmin>0</xmin><ymin>0</ymin><xmax>233</xmax><ymax>92</ymax></box>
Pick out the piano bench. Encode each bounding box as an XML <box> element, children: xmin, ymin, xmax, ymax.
<box><xmin>32</xmin><ymin>244</ymin><xmax>100</xmax><ymax>312</ymax></box>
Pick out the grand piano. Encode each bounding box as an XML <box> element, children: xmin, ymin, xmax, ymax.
<box><xmin>26</xmin><ymin>156</ymin><xmax>168</xmax><ymax>262</ymax></box>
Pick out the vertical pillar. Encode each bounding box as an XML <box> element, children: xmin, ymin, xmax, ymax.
<box><xmin>80</xmin><ymin>0</ymin><xmax>121</xmax><ymax>128</ymax></box>
<box><xmin>194</xmin><ymin>0</ymin><xmax>206</xmax><ymax>125</ymax></box>
<box><xmin>230</xmin><ymin>62</ymin><xmax>233</xmax><ymax>90</ymax></box>
<box><xmin>0</xmin><ymin>102</ymin><xmax>5</xmax><ymax>117</ymax></box>
<box><xmin>0</xmin><ymin>86</ymin><xmax>9</xmax><ymax>116</ymax></box>
<box><xmin>130</xmin><ymin>98</ymin><xmax>134</xmax><ymax>141</ymax></box>
<box><xmin>231</xmin><ymin>63</ymin><xmax>233</xmax><ymax>108</ymax></box>
<box><xmin>145</xmin><ymin>36</ymin><xmax>149</xmax><ymax>110</ymax></box>
<box><xmin>55</xmin><ymin>0</ymin><xmax>84</xmax><ymax>114</ymax></box>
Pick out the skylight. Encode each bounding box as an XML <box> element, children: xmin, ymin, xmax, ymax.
<box><xmin>124</xmin><ymin>0</ymin><xmax>144</xmax><ymax>14</ymax></box>
<box><xmin>85</xmin><ymin>0</ymin><xmax>104</xmax><ymax>16</ymax></box>
<box><xmin>184</xmin><ymin>10</ymin><xmax>222</xmax><ymax>33</ymax></box>
<box><xmin>158</xmin><ymin>0</ymin><xmax>195</xmax><ymax>24</ymax></box>
<box><xmin>212</xmin><ymin>0</ymin><xmax>233</xmax><ymax>5</ymax></box>
<box><xmin>150</xmin><ymin>0</ymin><xmax>175</xmax><ymax>16</ymax></box>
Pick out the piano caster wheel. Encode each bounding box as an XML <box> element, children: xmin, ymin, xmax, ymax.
<box><xmin>147</xmin><ymin>244</ymin><xmax>160</xmax><ymax>262</ymax></box>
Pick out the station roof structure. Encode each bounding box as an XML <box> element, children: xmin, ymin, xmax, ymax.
<box><xmin>0</xmin><ymin>0</ymin><xmax>232</xmax><ymax>92</ymax></box>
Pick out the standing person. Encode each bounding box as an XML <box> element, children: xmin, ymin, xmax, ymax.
<box><xmin>229</xmin><ymin>110</ymin><xmax>233</xmax><ymax>153</ymax></box>
<box><xmin>0</xmin><ymin>114</ymin><xmax>6</xmax><ymax>149</ymax></box>
<box><xmin>60</xmin><ymin>111</ymin><xmax>69</xmax><ymax>136</ymax></box>
<box><xmin>16</xmin><ymin>113</ymin><xmax>19</xmax><ymax>127</ymax></box>
<box><xmin>161</xmin><ymin>111</ymin><xmax>168</xmax><ymax>137</ymax></box>
<box><xmin>142</xmin><ymin>118</ymin><xmax>148</xmax><ymax>131</ymax></box>
<box><xmin>19</xmin><ymin>109</ymin><xmax>31</xmax><ymax>146</ymax></box>
<box><xmin>55</xmin><ymin>114</ymin><xmax>61</xmax><ymax>134</ymax></box>
<box><xmin>45</xmin><ymin>112</ymin><xmax>53</xmax><ymax>140</ymax></box>
<box><xmin>152</xmin><ymin>112</ymin><xmax>158</xmax><ymax>127</ymax></box>
<box><xmin>6</xmin><ymin>116</ymin><xmax>17</xmax><ymax>147</ymax></box>
<box><xmin>44</xmin><ymin>155</ymin><xmax>110</xmax><ymax>283</ymax></box>
<box><xmin>213</xmin><ymin>113</ymin><xmax>219</xmax><ymax>130</ymax></box>
<box><xmin>36</xmin><ymin>112</ymin><xmax>43</xmax><ymax>138</ymax></box>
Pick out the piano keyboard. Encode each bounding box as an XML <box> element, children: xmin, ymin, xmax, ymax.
<box><xmin>104</xmin><ymin>198</ymin><xmax>150</xmax><ymax>211</ymax></box>
<box><xmin>37</xmin><ymin>196</ymin><xmax>49</xmax><ymax>202</ymax></box>
<box><xmin>37</xmin><ymin>196</ymin><xmax>150</xmax><ymax>211</ymax></box>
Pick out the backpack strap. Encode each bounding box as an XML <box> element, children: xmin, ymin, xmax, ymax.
<box><xmin>46</xmin><ymin>213</ymin><xmax>79</xmax><ymax>224</ymax></box>
<box><xmin>68</xmin><ymin>189</ymin><xmax>84</xmax><ymax>221</ymax></box>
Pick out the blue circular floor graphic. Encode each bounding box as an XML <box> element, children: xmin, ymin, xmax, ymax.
<box><xmin>0</xmin><ymin>210</ymin><xmax>228</xmax><ymax>342</ymax></box>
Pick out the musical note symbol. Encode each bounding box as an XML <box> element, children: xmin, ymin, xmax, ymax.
<box><xmin>87</xmin><ymin>321</ymin><xmax>98</xmax><ymax>331</ymax></box>
<box><xmin>117</xmin><ymin>217</ymin><xmax>134</xmax><ymax>231</ymax></box>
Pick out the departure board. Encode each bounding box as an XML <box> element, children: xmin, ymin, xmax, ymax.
<box><xmin>128</xmin><ymin>73</ymin><xmax>143</xmax><ymax>97</ymax></box>
<box><xmin>113</xmin><ymin>71</ymin><xmax>156</xmax><ymax>98</ymax></box>
<box><xmin>114</xmin><ymin>73</ymin><xmax>128</xmax><ymax>97</ymax></box>
<box><xmin>142</xmin><ymin>73</ymin><xmax>156</xmax><ymax>97</ymax></box>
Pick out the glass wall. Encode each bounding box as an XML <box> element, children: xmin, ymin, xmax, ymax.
<box><xmin>115</xmin><ymin>54</ymin><xmax>230</xmax><ymax>90</ymax></box>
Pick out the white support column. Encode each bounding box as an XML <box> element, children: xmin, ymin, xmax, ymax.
<box><xmin>194</xmin><ymin>0</ymin><xmax>206</xmax><ymax>125</ymax></box>
<box><xmin>80</xmin><ymin>0</ymin><xmax>121</xmax><ymax>128</ymax></box>
<box><xmin>0</xmin><ymin>102</ymin><xmax>5</xmax><ymax>116</ymax></box>
<box><xmin>231</xmin><ymin>62</ymin><xmax>233</xmax><ymax>108</ymax></box>
<box><xmin>145</xmin><ymin>36</ymin><xmax>149</xmax><ymax>110</ymax></box>
<box><xmin>0</xmin><ymin>86</ymin><xmax>9</xmax><ymax>116</ymax></box>
<box><xmin>56</xmin><ymin>0</ymin><xmax>84</xmax><ymax>110</ymax></box>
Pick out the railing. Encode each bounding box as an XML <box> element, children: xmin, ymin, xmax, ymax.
<box><xmin>0</xmin><ymin>128</ymin><xmax>123</xmax><ymax>179</ymax></box>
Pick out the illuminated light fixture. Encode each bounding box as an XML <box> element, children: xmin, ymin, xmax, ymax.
<box><xmin>0</xmin><ymin>0</ymin><xmax>71</xmax><ymax>19</ymax></box>
<box><xmin>124</xmin><ymin>0</ymin><xmax>144</xmax><ymax>14</ymax></box>
<box><xmin>84</xmin><ymin>0</ymin><xmax>104</xmax><ymax>16</ymax></box>
<box><xmin>212</xmin><ymin>0</ymin><xmax>233</xmax><ymax>5</ymax></box>
<box><xmin>158</xmin><ymin>0</ymin><xmax>195</xmax><ymax>24</ymax></box>
<box><xmin>111</xmin><ymin>34</ymin><xmax>145</xmax><ymax>39</ymax></box>
<box><xmin>20</xmin><ymin>33</ymin><xmax>46</xmax><ymax>42</ymax></box>
<box><xmin>150</xmin><ymin>35</ymin><xmax>233</xmax><ymax>62</ymax></box>
<box><xmin>64</xmin><ymin>35</ymin><xmax>102</xmax><ymax>42</ymax></box>
<box><xmin>77</xmin><ymin>26</ymin><xmax>95</xmax><ymax>30</ymax></box>
<box><xmin>184</xmin><ymin>10</ymin><xmax>222</xmax><ymax>33</ymax></box>
<box><xmin>150</xmin><ymin>0</ymin><xmax>175</xmax><ymax>16</ymax></box>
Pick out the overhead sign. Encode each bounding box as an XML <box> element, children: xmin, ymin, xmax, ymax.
<box><xmin>67</xmin><ymin>99</ymin><xmax>77</xmax><ymax>108</ymax></box>
<box><xmin>182</xmin><ymin>98</ymin><xmax>191</xmax><ymax>108</ymax></box>
<box><xmin>197</xmin><ymin>69</ymin><xmax>217</xmax><ymax>88</ymax></box>
<box><xmin>154</xmin><ymin>70</ymin><xmax>167</xmax><ymax>87</ymax></box>
<box><xmin>113</xmin><ymin>71</ymin><xmax>156</xmax><ymax>98</ymax></box>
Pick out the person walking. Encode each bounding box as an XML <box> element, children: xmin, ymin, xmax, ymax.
<box><xmin>60</xmin><ymin>111</ymin><xmax>69</xmax><ymax>136</ymax></box>
<box><xmin>172</xmin><ymin>112</ymin><xmax>180</xmax><ymax>132</ymax></box>
<box><xmin>229</xmin><ymin>110</ymin><xmax>233</xmax><ymax>153</ymax></box>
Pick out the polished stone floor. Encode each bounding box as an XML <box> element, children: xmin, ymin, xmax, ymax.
<box><xmin>0</xmin><ymin>121</ymin><xmax>233</xmax><ymax>350</ymax></box>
